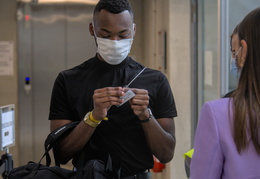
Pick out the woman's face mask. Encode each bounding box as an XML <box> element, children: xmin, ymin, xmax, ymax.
<box><xmin>230</xmin><ymin>46</ymin><xmax>242</xmax><ymax>79</ymax></box>
<box><xmin>93</xmin><ymin>23</ymin><xmax>134</xmax><ymax>65</ymax></box>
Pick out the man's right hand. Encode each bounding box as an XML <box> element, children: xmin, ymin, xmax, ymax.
<box><xmin>92</xmin><ymin>87</ymin><xmax>125</xmax><ymax>120</ymax></box>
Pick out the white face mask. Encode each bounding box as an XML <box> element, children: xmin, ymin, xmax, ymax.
<box><xmin>96</xmin><ymin>37</ymin><xmax>133</xmax><ymax>65</ymax></box>
<box><xmin>93</xmin><ymin>23</ymin><xmax>134</xmax><ymax>65</ymax></box>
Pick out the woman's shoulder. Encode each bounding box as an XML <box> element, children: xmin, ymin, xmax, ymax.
<box><xmin>201</xmin><ymin>98</ymin><xmax>233</xmax><ymax>120</ymax></box>
<box><xmin>204</xmin><ymin>97</ymin><xmax>231</xmax><ymax>109</ymax></box>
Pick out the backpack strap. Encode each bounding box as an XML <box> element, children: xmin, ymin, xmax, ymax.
<box><xmin>24</xmin><ymin>121</ymin><xmax>80</xmax><ymax>178</ymax></box>
<box><xmin>40</xmin><ymin>121</ymin><xmax>80</xmax><ymax>166</ymax></box>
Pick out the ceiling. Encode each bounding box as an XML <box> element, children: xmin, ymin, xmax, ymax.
<box><xmin>17</xmin><ymin>0</ymin><xmax>98</xmax><ymax>5</ymax></box>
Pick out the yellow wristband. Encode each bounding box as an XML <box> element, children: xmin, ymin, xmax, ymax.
<box><xmin>83</xmin><ymin>112</ymin><xmax>100</xmax><ymax>128</ymax></box>
<box><xmin>90</xmin><ymin>111</ymin><xmax>109</xmax><ymax>122</ymax></box>
<box><xmin>89</xmin><ymin>112</ymin><xmax>102</xmax><ymax>123</ymax></box>
<box><xmin>83</xmin><ymin>111</ymin><xmax>109</xmax><ymax>128</ymax></box>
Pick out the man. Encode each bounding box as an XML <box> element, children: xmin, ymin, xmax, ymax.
<box><xmin>49</xmin><ymin>0</ymin><xmax>177</xmax><ymax>178</ymax></box>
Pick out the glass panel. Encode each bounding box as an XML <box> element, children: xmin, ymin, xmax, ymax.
<box><xmin>194</xmin><ymin>0</ymin><xmax>259</xmax><ymax>138</ymax></box>
<box><xmin>197</xmin><ymin>0</ymin><xmax>219</xmax><ymax>110</ymax></box>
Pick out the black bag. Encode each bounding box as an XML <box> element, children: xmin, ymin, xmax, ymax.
<box><xmin>8</xmin><ymin>161</ymin><xmax>76</xmax><ymax>179</ymax></box>
<box><xmin>8</xmin><ymin>121</ymin><xmax>79</xmax><ymax>179</ymax></box>
<box><xmin>76</xmin><ymin>158</ymin><xmax>116</xmax><ymax>179</ymax></box>
<box><xmin>74</xmin><ymin>140</ymin><xmax>121</xmax><ymax>179</ymax></box>
<box><xmin>8</xmin><ymin>121</ymin><xmax>121</xmax><ymax>179</ymax></box>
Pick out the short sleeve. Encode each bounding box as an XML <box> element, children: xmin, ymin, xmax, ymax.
<box><xmin>190</xmin><ymin>102</ymin><xmax>224</xmax><ymax>179</ymax></box>
<box><xmin>153</xmin><ymin>73</ymin><xmax>177</xmax><ymax>118</ymax></box>
<box><xmin>48</xmin><ymin>73</ymin><xmax>70</xmax><ymax>120</ymax></box>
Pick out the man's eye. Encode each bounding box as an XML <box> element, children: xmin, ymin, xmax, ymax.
<box><xmin>119</xmin><ymin>35</ymin><xmax>128</xmax><ymax>39</ymax></box>
<box><xmin>100</xmin><ymin>35</ymin><xmax>110</xmax><ymax>38</ymax></box>
<box><xmin>119</xmin><ymin>33</ymin><xmax>131</xmax><ymax>39</ymax></box>
<box><xmin>98</xmin><ymin>32</ymin><xmax>110</xmax><ymax>38</ymax></box>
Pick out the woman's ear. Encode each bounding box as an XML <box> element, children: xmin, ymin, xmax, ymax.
<box><xmin>89</xmin><ymin>22</ymin><xmax>94</xmax><ymax>36</ymax></box>
<box><xmin>240</xmin><ymin>40</ymin><xmax>248</xmax><ymax>67</ymax></box>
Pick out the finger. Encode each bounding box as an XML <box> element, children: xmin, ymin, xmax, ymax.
<box><xmin>93</xmin><ymin>91</ymin><xmax>125</xmax><ymax>110</ymax></box>
<box><xmin>131</xmin><ymin>105</ymin><xmax>148</xmax><ymax>112</ymax></box>
<box><xmin>95</xmin><ymin>101</ymin><xmax>121</xmax><ymax>109</ymax></box>
<box><xmin>131</xmin><ymin>94</ymin><xmax>149</xmax><ymax>101</ymax></box>
<box><xmin>95</xmin><ymin>87</ymin><xmax>123</xmax><ymax>94</ymax></box>
<box><xmin>131</xmin><ymin>98</ymin><xmax>149</xmax><ymax>105</ymax></box>
<box><xmin>130</xmin><ymin>98</ymin><xmax>149</xmax><ymax>112</ymax></box>
<box><xmin>130</xmin><ymin>88</ymin><xmax>148</xmax><ymax>95</ymax></box>
<box><xmin>94</xmin><ymin>87</ymin><xmax>124</xmax><ymax>98</ymax></box>
<box><xmin>94</xmin><ymin>91</ymin><xmax>124</xmax><ymax>99</ymax></box>
<box><xmin>95</xmin><ymin>96</ymin><xmax>124</xmax><ymax>105</ymax></box>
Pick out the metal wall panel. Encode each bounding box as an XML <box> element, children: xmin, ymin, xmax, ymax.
<box><xmin>17</xmin><ymin>3</ymin><xmax>95</xmax><ymax>164</ymax></box>
<box><xmin>66</xmin><ymin>5</ymin><xmax>97</xmax><ymax>68</ymax></box>
<box><xmin>17</xmin><ymin>3</ymin><xmax>34</xmax><ymax>163</ymax></box>
<box><xmin>31</xmin><ymin>4</ymin><xmax>67</xmax><ymax>160</ymax></box>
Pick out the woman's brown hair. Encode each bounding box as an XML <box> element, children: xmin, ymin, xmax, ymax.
<box><xmin>230</xmin><ymin>25</ymin><xmax>238</xmax><ymax>52</ymax></box>
<box><xmin>232</xmin><ymin>7</ymin><xmax>260</xmax><ymax>154</ymax></box>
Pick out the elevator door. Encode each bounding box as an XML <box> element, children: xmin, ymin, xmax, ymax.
<box><xmin>17</xmin><ymin>3</ymin><xmax>96</xmax><ymax>165</ymax></box>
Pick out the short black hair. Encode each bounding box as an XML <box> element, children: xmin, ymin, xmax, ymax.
<box><xmin>94</xmin><ymin>0</ymin><xmax>134</xmax><ymax>18</ymax></box>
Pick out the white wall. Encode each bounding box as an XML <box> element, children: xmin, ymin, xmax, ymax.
<box><xmin>143</xmin><ymin>0</ymin><xmax>191</xmax><ymax>178</ymax></box>
<box><xmin>168</xmin><ymin>0</ymin><xmax>191</xmax><ymax>178</ymax></box>
<box><xmin>129</xmin><ymin>0</ymin><xmax>145</xmax><ymax>63</ymax></box>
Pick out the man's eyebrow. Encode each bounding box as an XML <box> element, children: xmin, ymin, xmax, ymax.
<box><xmin>100</xmin><ymin>28</ymin><xmax>111</xmax><ymax>34</ymax></box>
<box><xmin>118</xmin><ymin>29</ymin><xmax>130</xmax><ymax>34</ymax></box>
<box><xmin>100</xmin><ymin>28</ymin><xmax>130</xmax><ymax>34</ymax></box>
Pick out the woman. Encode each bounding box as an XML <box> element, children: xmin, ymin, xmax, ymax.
<box><xmin>190</xmin><ymin>7</ymin><xmax>260</xmax><ymax>179</ymax></box>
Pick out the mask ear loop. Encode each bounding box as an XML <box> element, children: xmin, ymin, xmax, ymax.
<box><xmin>235</xmin><ymin>47</ymin><xmax>244</xmax><ymax>68</ymax></box>
<box><xmin>92</xmin><ymin>22</ymin><xmax>100</xmax><ymax>54</ymax></box>
<box><xmin>235</xmin><ymin>46</ymin><xmax>242</xmax><ymax>56</ymax></box>
<box><xmin>92</xmin><ymin>22</ymin><xmax>98</xmax><ymax>38</ymax></box>
<box><xmin>231</xmin><ymin>46</ymin><xmax>242</xmax><ymax>68</ymax></box>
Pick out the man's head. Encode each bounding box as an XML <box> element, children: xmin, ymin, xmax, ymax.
<box><xmin>89</xmin><ymin>0</ymin><xmax>136</xmax><ymax>65</ymax></box>
<box><xmin>93</xmin><ymin>0</ymin><xmax>134</xmax><ymax>21</ymax></box>
<box><xmin>90</xmin><ymin>0</ymin><xmax>135</xmax><ymax>40</ymax></box>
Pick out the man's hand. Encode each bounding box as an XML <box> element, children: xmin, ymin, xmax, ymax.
<box><xmin>92</xmin><ymin>87</ymin><xmax>124</xmax><ymax>120</ymax></box>
<box><xmin>129</xmin><ymin>88</ymin><xmax>150</xmax><ymax>120</ymax></box>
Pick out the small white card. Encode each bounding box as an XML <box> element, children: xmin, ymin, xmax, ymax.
<box><xmin>116</xmin><ymin>89</ymin><xmax>135</xmax><ymax>107</ymax></box>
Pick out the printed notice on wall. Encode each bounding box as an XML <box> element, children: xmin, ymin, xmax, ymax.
<box><xmin>0</xmin><ymin>41</ymin><xmax>14</xmax><ymax>76</ymax></box>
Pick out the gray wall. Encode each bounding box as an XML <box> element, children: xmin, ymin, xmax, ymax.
<box><xmin>0</xmin><ymin>0</ymin><xmax>19</xmax><ymax>166</ymax></box>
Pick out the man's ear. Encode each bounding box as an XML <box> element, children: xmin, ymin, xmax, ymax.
<box><xmin>89</xmin><ymin>22</ymin><xmax>94</xmax><ymax>36</ymax></box>
<box><xmin>240</xmin><ymin>39</ymin><xmax>248</xmax><ymax>66</ymax></box>
<box><xmin>133</xmin><ymin>23</ymin><xmax>136</xmax><ymax>36</ymax></box>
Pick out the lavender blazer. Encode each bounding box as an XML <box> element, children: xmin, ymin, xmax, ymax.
<box><xmin>190</xmin><ymin>98</ymin><xmax>260</xmax><ymax>179</ymax></box>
